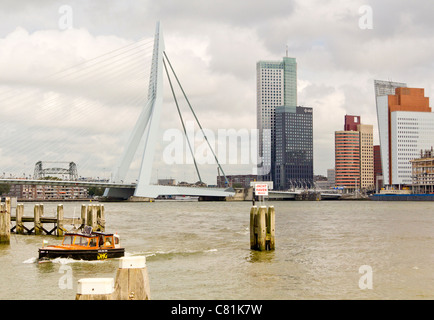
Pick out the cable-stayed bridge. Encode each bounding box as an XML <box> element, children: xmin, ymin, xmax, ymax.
<box><xmin>0</xmin><ymin>22</ymin><xmax>235</xmax><ymax>200</ymax></box>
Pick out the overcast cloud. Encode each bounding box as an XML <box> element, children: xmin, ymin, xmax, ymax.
<box><xmin>0</xmin><ymin>0</ymin><xmax>433</xmax><ymax>185</ymax></box>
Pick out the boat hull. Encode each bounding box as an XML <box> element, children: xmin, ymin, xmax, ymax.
<box><xmin>38</xmin><ymin>248</ymin><xmax>125</xmax><ymax>261</ymax></box>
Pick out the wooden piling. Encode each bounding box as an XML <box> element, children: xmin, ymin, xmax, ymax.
<box><xmin>75</xmin><ymin>256</ymin><xmax>151</xmax><ymax>300</ymax></box>
<box><xmin>0</xmin><ymin>202</ymin><xmax>10</xmax><ymax>244</ymax></box>
<box><xmin>97</xmin><ymin>205</ymin><xmax>105</xmax><ymax>232</ymax></box>
<box><xmin>257</xmin><ymin>206</ymin><xmax>267</xmax><ymax>251</ymax></box>
<box><xmin>5</xmin><ymin>197</ymin><xmax>11</xmax><ymax>217</ymax></box>
<box><xmin>267</xmin><ymin>206</ymin><xmax>275</xmax><ymax>250</ymax></box>
<box><xmin>16</xmin><ymin>204</ymin><xmax>24</xmax><ymax>234</ymax></box>
<box><xmin>81</xmin><ymin>204</ymin><xmax>87</xmax><ymax>228</ymax></box>
<box><xmin>250</xmin><ymin>205</ymin><xmax>275</xmax><ymax>251</ymax></box>
<box><xmin>249</xmin><ymin>206</ymin><xmax>257</xmax><ymax>250</ymax></box>
<box><xmin>76</xmin><ymin>278</ymin><xmax>114</xmax><ymax>300</ymax></box>
<box><xmin>34</xmin><ymin>204</ymin><xmax>43</xmax><ymax>235</ymax></box>
<box><xmin>112</xmin><ymin>256</ymin><xmax>151</xmax><ymax>300</ymax></box>
<box><xmin>57</xmin><ymin>204</ymin><xmax>65</xmax><ymax>237</ymax></box>
<box><xmin>87</xmin><ymin>205</ymin><xmax>97</xmax><ymax>230</ymax></box>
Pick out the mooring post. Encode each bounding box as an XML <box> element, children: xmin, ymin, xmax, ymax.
<box><xmin>112</xmin><ymin>256</ymin><xmax>151</xmax><ymax>300</ymax></box>
<box><xmin>249</xmin><ymin>206</ymin><xmax>258</xmax><ymax>249</ymax></box>
<box><xmin>257</xmin><ymin>206</ymin><xmax>267</xmax><ymax>251</ymax></box>
<box><xmin>34</xmin><ymin>204</ymin><xmax>43</xmax><ymax>235</ymax></box>
<box><xmin>87</xmin><ymin>205</ymin><xmax>97</xmax><ymax>230</ymax></box>
<box><xmin>97</xmin><ymin>204</ymin><xmax>105</xmax><ymax>232</ymax></box>
<box><xmin>267</xmin><ymin>206</ymin><xmax>275</xmax><ymax>250</ymax></box>
<box><xmin>5</xmin><ymin>197</ymin><xmax>11</xmax><ymax>217</ymax></box>
<box><xmin>250</xmin><ymin>205</ymin><xmax>275</xmax><ymax>251</ymax></box>
<box><xmin>57</xmin><ymin>204</ymin><xmax>64</xmax><ymax>237</ymax></box>
<box><xmin>81</xmin><ymin>204</ymin><xmax>87</xmax><ymax>228</ymax></box>
<box><xmin>16</xmin><ymin>203</ymin><xmax>24</xmax><ymax>234</ymax></box>
<box><xmin>0</xmin><ymin>202</ymin><xmax>10</xmax><ymax>244</ymax></box>
<box><xmin>76</xmin><ymin>278</ymin><xmax>114</xmax><ymax>300</ymax></box>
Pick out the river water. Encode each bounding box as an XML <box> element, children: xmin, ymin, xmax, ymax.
<box><xmin>1</xmin><ymin>200</ymin><xmax>434</xmax><ymax>300</ymax></box>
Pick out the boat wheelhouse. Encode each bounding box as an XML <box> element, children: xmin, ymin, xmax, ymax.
<box><xmin>38</xmin><ymin>228</ymin><xmax>125</xmax><ymax>261</ymax></box>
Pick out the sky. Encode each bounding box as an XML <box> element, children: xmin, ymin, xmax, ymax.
<box><xmin>0</xmin><ymin>0</ymin><xmax>433</xmax><ymax>185</ymax></box>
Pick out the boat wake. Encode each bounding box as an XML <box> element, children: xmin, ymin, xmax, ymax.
<box><xmin>23</xmin><ymin>256</ymin><xmax>109</xmax><ymax>265</ymax></box>
<box><xmin>136</xmin><ymin>248</ymin><xmax>218</xmax><ymax>260</ymax></box>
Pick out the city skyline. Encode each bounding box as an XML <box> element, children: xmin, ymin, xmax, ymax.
<box><xmin>0</xmin><ymin>1</ymin><xmax>433</xmax><ymax>185</ymax></box>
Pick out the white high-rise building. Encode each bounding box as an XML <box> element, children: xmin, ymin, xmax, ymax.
<box><xmin>375</xmin><ymin>80</ymin><xmax>407</xmax><ymax>186</ymax></box>
<box><xmin>375</xmin><ymin>80</ymin><xmax>434</xmax><ymax>186</ymax></box>
<box><xmin>391</xmin><ymin>111</ymin><xmax>434</xmax><ymax>185</ymax></box>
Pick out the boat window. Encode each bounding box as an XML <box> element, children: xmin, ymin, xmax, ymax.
<box><xmin>114</xmin><ymin>236</ymin><xmax>120</xmax><ymax>245</ymax></box>
<box><xmin>89</xmin><ymin>237</ymin><xmax>97</xmax><ymax>247</ymax></box>
<box><xmin>75</xmin><ymin>236</ymin><xmax>88</xmax><ymax>246</ymax></box>
<box><xmin>104</xmin><ymin>236</ymin><xmax>113</xmax><ymax>247</ymax></box>
<box><xmin>63</xmin><ymin>235</ymin><xmax>74</xmax><ymax>245</ymax></box>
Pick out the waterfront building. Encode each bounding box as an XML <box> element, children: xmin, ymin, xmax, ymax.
<box><xmin>334</xmin><ymin>115</ymin><xmax>374</xmax><ymax>192</ymax></box>
<box><xmin>327</xmin><ymin>169</ymin><xmax>336</xmax><ymax>187</ymax></box>
<box><xmin>5</xmin><ymin>184</ymin><xmax>88</xmax><ymax>200</ymax></box>
<box><xmin>274</xmin><ymin>106</ymin><xmax>313</xmax><ymax>190</ymax></box>
<box><xmin>411</xmin><ymin>148</ymin><xmax>434</xmax><ymax>194</ymax></box>
<box><xmin>216</xmin><ymin>174</ymin><xmax>257</xmax><ymax>188</ymax></box>
<box><xmin>358</xmin><ymin>123</ymin><xmax>374</xmax><ymax>190</ymax></box>
<box><xmin>335</xmin><ymin>130</ymin><xmax>360</xmax><ymax>191</ymax></box>
<box><xmin>256</xmin><ymin>57</ymin><xmax>297</xmax><ymax>182</ymax></box>
<box><xmin>374</xmin><ymin>145</ymin><xmax>383</xmax><ymax>191</ymax></box>
<box><xmin>375</xmin><ymin>81</ymin><xmax>434</xmax><ymax>187</ymax></box>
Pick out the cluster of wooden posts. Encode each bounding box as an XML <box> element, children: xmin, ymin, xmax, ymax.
<box><xmin>249</xmin><ymin>205</ymin><xmax>275</xmax><ymax>251</ymax></box>
<box><xmin>0</xmin><ymin>197</ymin><xmax>105</xmax><ymax>244</ymax></box>
<box><xmin>76</xmin><ymin>256</ymin><xmax>151</xmax><ymax>300</ymax></box>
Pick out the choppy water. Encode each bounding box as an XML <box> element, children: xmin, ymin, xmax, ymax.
<box><xmin>1</xmin><ymin>200</ymin><xmax>434</xmax><ymax>300</ymax></box>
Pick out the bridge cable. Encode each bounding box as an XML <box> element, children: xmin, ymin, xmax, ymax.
<box><xmin>162</xmin><ymin>51</ymin><xmax>230</xmax><ymax>188</ymax></box>
<box><xmin>162</xmin><ymin>57</ymin><xmax>202</xmax><ymax>183</ymax></box>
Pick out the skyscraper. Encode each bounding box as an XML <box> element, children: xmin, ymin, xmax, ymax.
<box><xmin>335</xmin><ymin>115</ymin><xmax>374</xmax><ymax>192</ymax></box>
<box><xmin>256</xmin><ymin>56</ymin><xmax>313</xmax><ymax>189</ymax></box>
<box><xmin>335</xmin><ymin>130</ymin><xmax>360</xmax><ymax>191</ymax></box>
<box><xmin>375</xmin><ymin>81</ymin><xmax>434</xmax><ymax>186</ymax></box>
<box><xmin>275</xmin><ymin>106</ymin><xmax>313</xmax><ymax>189</ymax></box>
<box><xmin>257</xmin><ymin>57</ymin><xmax>297</xmax><ymax>181</ymax></box>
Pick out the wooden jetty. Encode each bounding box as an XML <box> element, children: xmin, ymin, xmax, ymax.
<box><xmin>250</xmin><ymin>205</ymin><xmax>275</xmax><ymax>251</ymax></box>
<box><xmin>0</xmin><ymin>197</ymin><xmax>106</xmax><ymax>237</ymax></box>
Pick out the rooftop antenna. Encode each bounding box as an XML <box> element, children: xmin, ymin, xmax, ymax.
<box><xmin>286</xmin><ymin>45</ymin><xmax>288</xmax><ymax>57</ymax></box>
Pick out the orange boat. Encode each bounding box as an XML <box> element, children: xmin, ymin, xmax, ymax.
<box><xmin>38</xmin><ymin>227</ymin><xmax>125</xmax><ymax>261</ymax></box>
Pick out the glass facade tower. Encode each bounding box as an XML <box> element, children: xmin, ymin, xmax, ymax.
<box><xmin>257</xmin><ymin>56</ymin><xmax>313</xmax><ymax>189</ymax></box>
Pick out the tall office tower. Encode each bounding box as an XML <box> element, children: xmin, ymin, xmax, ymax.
<box><xmin>375</xmin><ymin>82</ymin><xmax>434</xmax><ymax>186</ymax></box>
<box><xmin>275</xmin><ymin>106</ymin><xmax>313</xmax><ymax>190</ymax></box>
<box><xmin>375</xmin><ymin>80</ymin><xmax>407</xmax><ymax>186</ymax></box>
<box><xmin>335</xmin><ymin>115</ymin><xmax>374</xmax><ymax>192</ymax></box>
<box><xmin>257</xmin><ymin>57</ymin><xmax>297</xmax><ymax>182</ymax></box>
<box><xmin>335</xmin><ymin>130</ymin><xmax>361</xmax><ymax>191</ymax></box>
